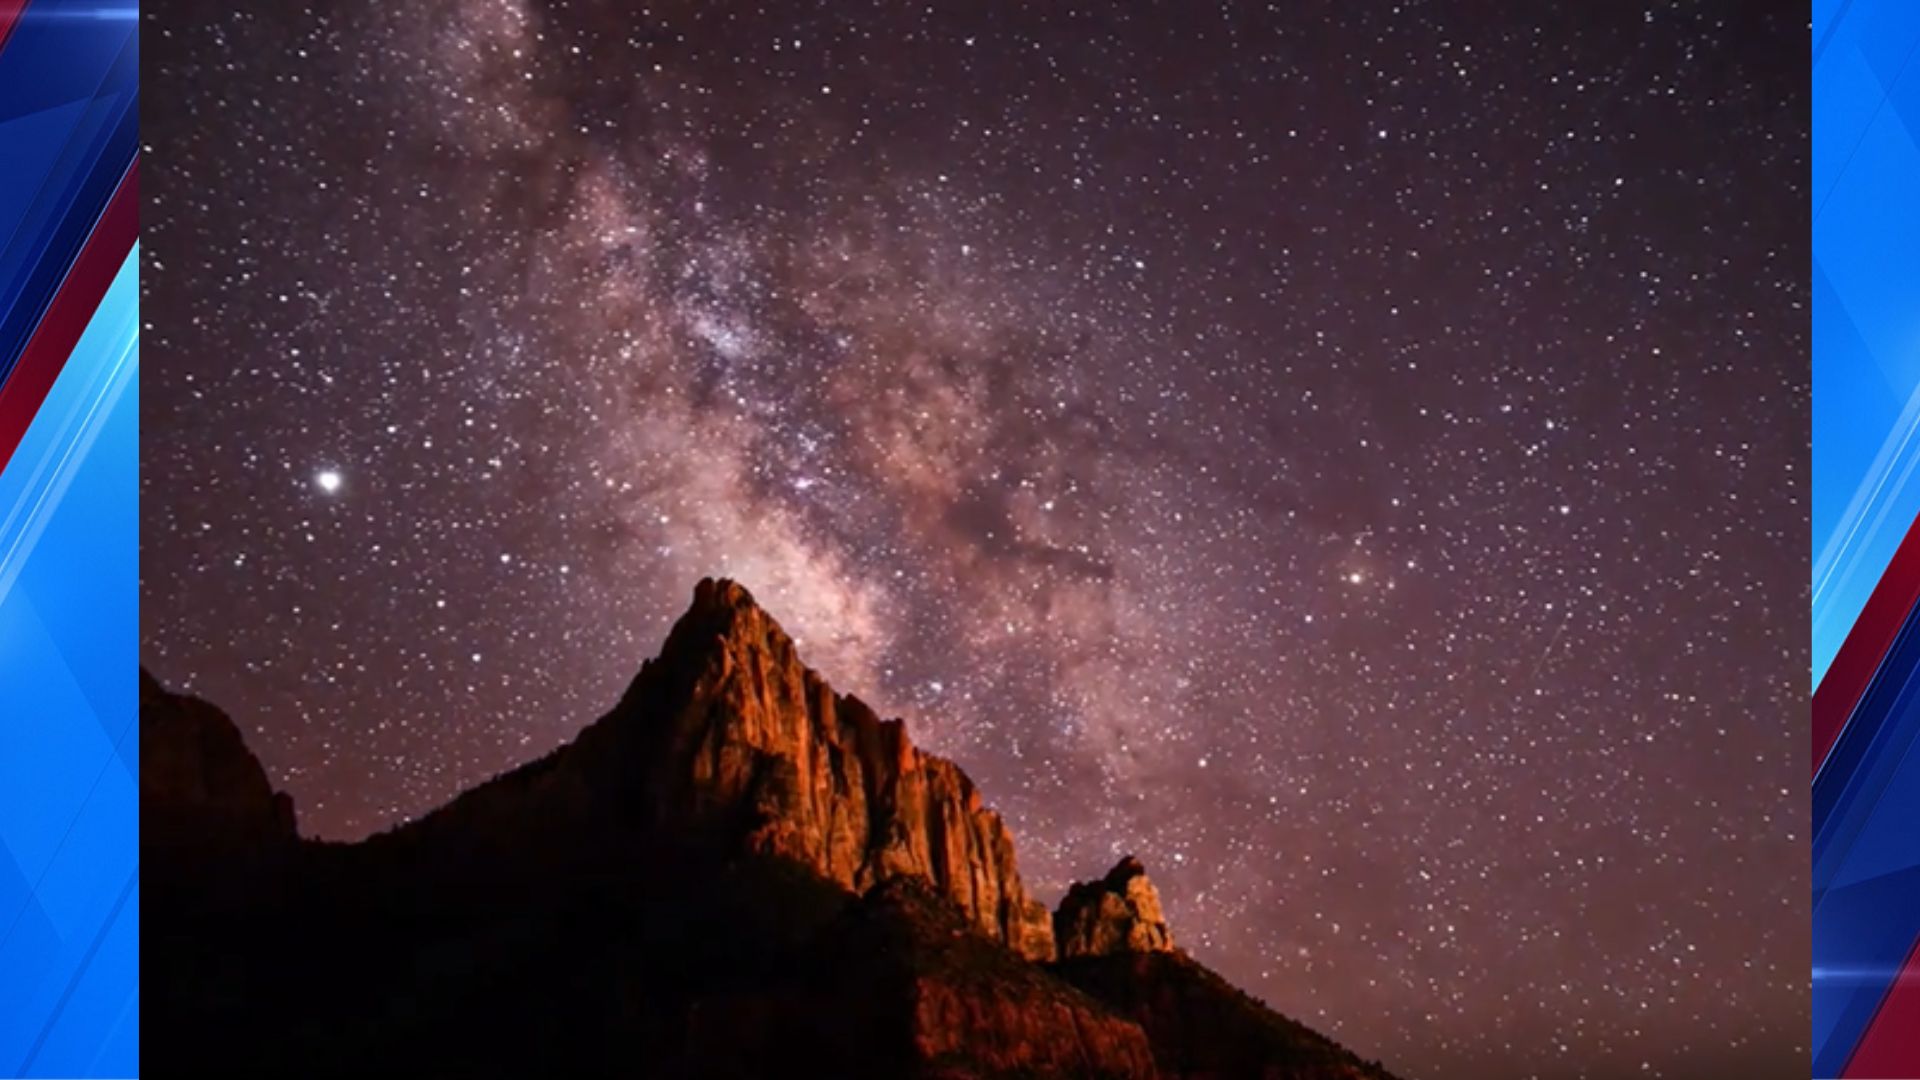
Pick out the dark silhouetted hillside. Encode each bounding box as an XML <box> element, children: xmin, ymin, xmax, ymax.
<box><xmin>143</xmin><ymin>579</ymin><xmax>1401</xmax><ymax>1079</ymax></box>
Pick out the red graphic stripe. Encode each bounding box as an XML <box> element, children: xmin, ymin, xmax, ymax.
<box><xmin>0</xmin><ymin>1</ymin><xmax>27</xmax><ymax>56</ymax></box>
<box><xmin>1844</xmin><ymin>933</ymin><xmax>1920</xmax><ymax>1077</ymax></box>
<box><xmin>1815</xmin><ymin>510</ymin><xmax>1920</xmax><ymax>778</ymax></box>
<box><xmin>0</xmin><ymin>157</ymin><xmax>136</xmax><ymax>477</ymax></box>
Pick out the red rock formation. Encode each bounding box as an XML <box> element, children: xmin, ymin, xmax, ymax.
<box><xmin>616</xmin><ymin>577</ymin><xmax>1057</xmax><ymax>962</ymax></box>
<box><xmin>371</xmin><ymin>579</ymin><xmax>1055</xmax><ymax>961</ymax></box>
<box><xmin>1056</xmin><ymin>855</ymin><xmax>1176</xmax><ymax>959</ymax></box>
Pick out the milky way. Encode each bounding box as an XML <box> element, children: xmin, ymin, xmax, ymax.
<box><xmin>141</xmin><ymin>4</ymin><xmax>1806</xmax><ymax>1077</ymax></box>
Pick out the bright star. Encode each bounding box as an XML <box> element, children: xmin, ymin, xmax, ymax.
<box><xmin>315</xmin><ymin>469</ymin><xmax>343</xmax><ymax>494</ymax></box>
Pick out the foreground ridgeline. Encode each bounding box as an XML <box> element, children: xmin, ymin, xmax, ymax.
<box><xmin>143</xmin><ymin>579</ymin><xmax>1400</xmax><ymax>1079</ymax></box>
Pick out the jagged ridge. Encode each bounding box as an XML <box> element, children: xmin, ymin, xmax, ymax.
<box><xmin>350</xmin><ymin>578</ymin><xmax>1054</xmax><ymax>961</ymax></box>
<box><xmin>141</xmin><ymin>578</ymin><xmax>1403</xmax><ymax>1080</ymax></box>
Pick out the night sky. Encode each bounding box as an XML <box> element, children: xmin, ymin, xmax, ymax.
<box><xmin>141</xmin><ymin>3</ymin><xmax>1806</xmax><ymax>1077</ymax></box>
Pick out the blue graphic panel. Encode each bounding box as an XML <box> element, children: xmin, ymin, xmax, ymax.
<box><xmin>1808</xmin><ymin>0</ymin><xmax>1920</xmax><ymax>1074</ymax></box>
<box><xmin>0</xmin><ymin>249</ymin><xmax>137</xmax><ymax>1078</ymax></box>
<box><xmin>1811</xmin><ymin>0</ymin><xmax>1920</xmax><ymax>690</ymax></box>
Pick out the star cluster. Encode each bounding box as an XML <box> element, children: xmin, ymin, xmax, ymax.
<box><xmin>142</xmin><ymin>3</ymin><xmax>1806</xmax><ymax>1077</ymax></box>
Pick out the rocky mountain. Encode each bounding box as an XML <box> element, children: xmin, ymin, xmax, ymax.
<box><xmin>1057</xmin><ymin>856</ymin><xmax>1177</xmax><ymax>959</ymax></box>
<box><xmin>143</xmin><ymin>578</ymin><xmax>1401</xmax><ymax>1079</ymax></box>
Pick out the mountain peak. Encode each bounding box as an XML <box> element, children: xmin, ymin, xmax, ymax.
<box><xmin>358</xmin><ymin>575</ymin><xmax>1052</xmax><ymax>961</ymax></box>
<box><xmin>683</xmin><ymin>576</ymin><xmax>765</xmax><ymax>627</ymax></box>
<box><xmin>653</xmin><ymin>577</ymin><xmax>783</xmax><ymax>663</ymax></box>
<box><xmin>605</xmin><ymin>576</ymin><xmax>1058</xmax><ymax>961</ymax></box>
<box><xmin>1105</xmin><ymin>854</ymin><xmax>1151</xmax><ymax>888</ymax></box>
<box><xmin>1056</xmin><ymin>854</ymin><xmax>1176</xmax><ymax>958</ymax></box>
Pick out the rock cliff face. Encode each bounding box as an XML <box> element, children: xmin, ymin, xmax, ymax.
<box><xmin>621</xmin><ymin>578</ymin><xmax>1056</xmax><ymax>962</ymax></box>
<box><xmin>378</xmin><ymin>578</ymin><xmax>1054</xmax><ymax>961</ymax></box>
<box><xmin>1056</xmin><ymin>856</ymin><xmax>1176</xmax><ymax>959</ymax></box>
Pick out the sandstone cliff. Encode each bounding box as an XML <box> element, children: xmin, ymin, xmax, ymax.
<box><xmin>621</xmin><ymin>577</ymin><xmax>1056</xmax><ymax>962</ymax></box>
<box><xmin>1056</xmin><ymin>856</ymin><xmax>1176</xmax><ymax>959</ymax></box>
<box><xmin>378</xmin><ymin>578</ymin><xmax>1054</xmax><ymax>961</ymax></box>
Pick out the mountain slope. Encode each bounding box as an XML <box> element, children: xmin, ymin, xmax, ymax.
<box><xmin>142</xmin><ymin>578</ymin><xmax>1401</xmax><ymax>1079</ymax></box>
<box><xmin>356</xmin><ymin>577</ymin><xmax>1053</xmax><ymax>961</ymax></box>
<box><xmin>1058</xmin><ymin>951</ymin><xmax>1396</xmax><ymax>1080</ymax></box>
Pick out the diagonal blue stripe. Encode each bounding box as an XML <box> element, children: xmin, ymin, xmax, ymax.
<box><xmin>16</xmin><ymin>868</ymin><xmax>133</xmax><ymax>1076</ymax></box>
<box><xmin>1815</xmin><ymin>0</ymin><xmax>1858</xmax><ymax>68</ymax></box>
